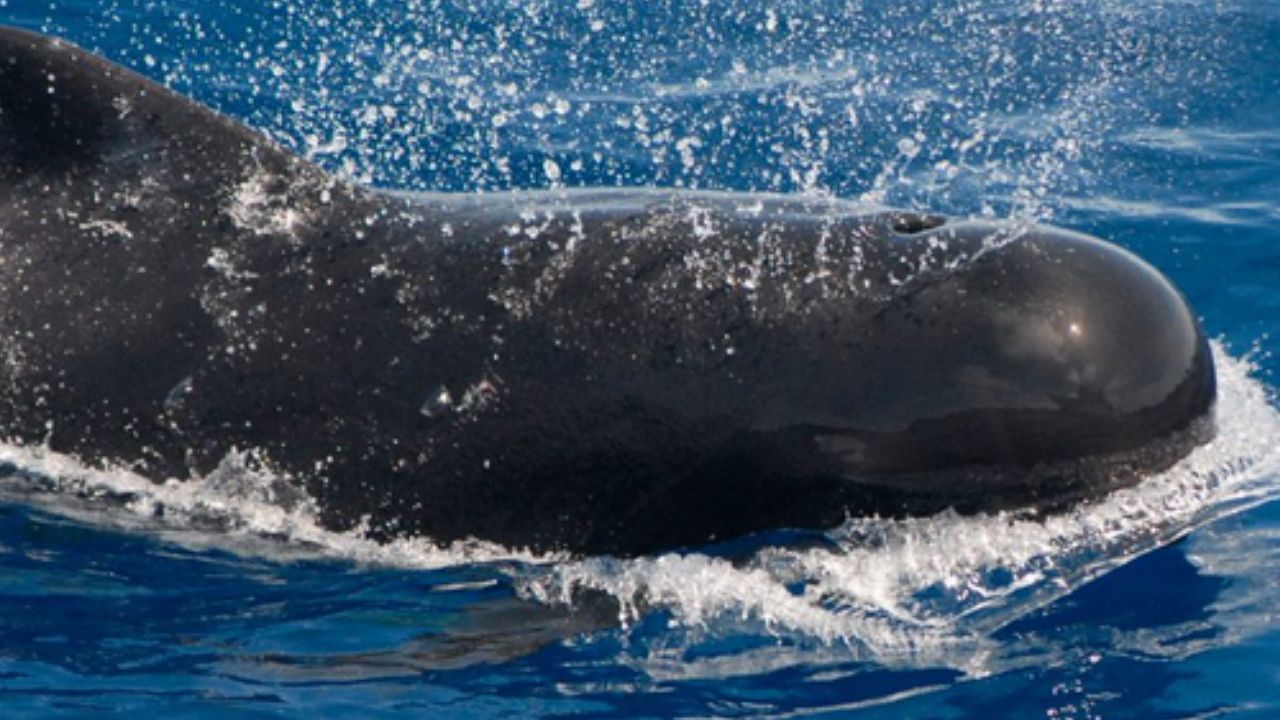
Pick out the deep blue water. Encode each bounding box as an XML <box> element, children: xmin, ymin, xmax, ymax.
<box><xmin>3</xmin><ymin>0</ymin><xmax>1280</xmax><ymax>717</ymax></box>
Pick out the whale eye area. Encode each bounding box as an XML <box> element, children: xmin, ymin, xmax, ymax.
<box><xmin>889</xmin><ymin>213</ymin><xmax>947</xmax><ymax>235</ymax></box>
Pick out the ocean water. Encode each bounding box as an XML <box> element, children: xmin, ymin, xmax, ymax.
<box><xmin>2</xmin><ymin>0</ymin><xmax>1280</xmax><ymax>717</ymax></box>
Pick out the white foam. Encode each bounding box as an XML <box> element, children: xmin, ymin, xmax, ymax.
<box><xmin>520</xmin><ymin>345</ymin><xmax>1280</xmax><ymax>656</ymax></box>
<box><xmin>0</xmin><ymin>447</ymin><xmax>561</xmax><ymax>568</ymax></box>
<box><xmin>226</xmin><ymin>165</ymin><xmax>313</xmax><ymax>239</ymax></box>
<box><xmin>0</xmin><ymin>344</ymin><xmax>1275</xmax><ymax>663</ymax></box>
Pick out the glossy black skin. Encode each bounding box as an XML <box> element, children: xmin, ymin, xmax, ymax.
<box><xmin>0</xmin><ymin>27</ymin><xmax>1216</xmax><ymax>556</ymax></box>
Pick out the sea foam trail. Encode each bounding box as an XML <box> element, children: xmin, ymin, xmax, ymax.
<box><xmin>0</xmin><ymin>344</ymin><xmax>1276</xmax><ymax>650</ymax></box>
<box><xmin>523</xmin><ymin>345</ymin><xmax>1280</xmax><ymax>646</ymax></box>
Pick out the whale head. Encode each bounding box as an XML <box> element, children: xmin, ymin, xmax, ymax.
<box><xmin>778</xmin><ymin>219</ymin><xmax>1217</xmax><ymax>516</ymax></box>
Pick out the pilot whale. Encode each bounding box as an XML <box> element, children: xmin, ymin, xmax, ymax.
<box><xmin>0</xmin><ymin>26</ymin><xmax>1214</xmax><ymax>556</ymax></box>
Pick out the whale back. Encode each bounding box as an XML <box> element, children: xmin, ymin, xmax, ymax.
<box><xmin>0</xmin><ymin>25</ymin><xmax>413</xmax><ymax>485</ymax></box>
<box><xmin>0</xmin><ymin>27</ymin><xmax>262</xmax><ymax>458</ymax></box>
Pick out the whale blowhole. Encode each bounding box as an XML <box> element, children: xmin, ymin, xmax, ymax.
<box><xmin>889</xmin><ymin>213</ymin><xmax>947</xmax><ymax>235</ymax></box>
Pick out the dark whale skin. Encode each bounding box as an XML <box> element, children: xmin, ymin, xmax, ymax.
<box><xmin>0</xmin><ymin>26</ymin><xmax>1215</xmax><ymax>556</ymax></box>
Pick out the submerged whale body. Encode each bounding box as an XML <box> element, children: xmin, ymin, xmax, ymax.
<box><xmin>0</xmin><ymin>27</ymin><xmax>1215</xmax><ymax>556</ymax></box>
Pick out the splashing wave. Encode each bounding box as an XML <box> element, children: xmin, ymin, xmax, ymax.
<box><xmin>0</xmin><ymin>344</ymin><xmax>1275</xmax><ymax>663</ymax></box>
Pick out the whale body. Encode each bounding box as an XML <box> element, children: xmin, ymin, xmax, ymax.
<box><xmin>0</xmin><ymin>27</ymin><xmax>1215</xmax><ymax>556</ymax></box>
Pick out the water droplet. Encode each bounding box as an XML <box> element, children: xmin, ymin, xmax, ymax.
<box><xmin>164</xmin><ymin>376</ymin><xmax>195</xmax><ymax>411</ymax></box>
<box><xmin>420</xmin><ymin>385</ymin><xmax>453</xmax><ymax>418</ymax></box>
<box><xmin>543</xmin><ymin>158</ymin><xmax>562</xmax><ymax>182</ymax></box>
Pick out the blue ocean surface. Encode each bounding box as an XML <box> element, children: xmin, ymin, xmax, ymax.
<box><xmin>2</xmin><ymin>0</ymin><xmax>1280</xmax><ymax>717</ymax></box>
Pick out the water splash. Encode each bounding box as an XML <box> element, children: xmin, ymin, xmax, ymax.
<box><xmin>44</xmin><ymin>0</ymin><xmax>1249</xmax><ymax>222</ymax></box>
<box><xmin>520</xmin><ymin>346</ymin><xmax>1280</xmax><ymax>661</ymax></box>
<box><xmin>0</xmin><ymin>344</ymin><xmax>1275</xmax><ymax>674</ymax></box>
